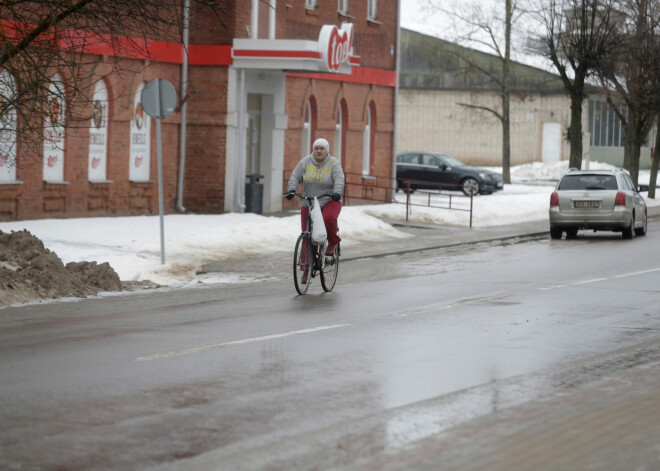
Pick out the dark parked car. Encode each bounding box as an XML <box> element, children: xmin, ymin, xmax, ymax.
<box><xmin>395</xmin><ymin>152</ymin><xmax>504</xmax><ymax>195</ymax></box>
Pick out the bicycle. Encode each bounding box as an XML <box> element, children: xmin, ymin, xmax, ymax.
<box><xmin>285</xmin><ymin>192</ymin><xmax>340</xmax><ymax>295</ymax></box>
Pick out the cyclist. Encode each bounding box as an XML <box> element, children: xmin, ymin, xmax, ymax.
<box><xmin>286</xmin><ymin>138</ymin><xmax>345</xmax><ymax>282</ymax></box>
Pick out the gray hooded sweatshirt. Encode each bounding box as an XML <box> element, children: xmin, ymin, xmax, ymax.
<box><xmin>287</xmin><ymin>154</ymin><xmax>345</xmax><ymax>209</ymax></box>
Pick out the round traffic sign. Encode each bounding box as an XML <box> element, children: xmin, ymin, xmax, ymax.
<box><xmin>141</xmin><ymin>79</ymin><xmax>177</xmax><ymax>119</ymax></box>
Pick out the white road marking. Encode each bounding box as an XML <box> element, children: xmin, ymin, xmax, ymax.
<box><xmin>136</xmin><ymin>323</ymin><xmax>351</xmax><ymax>361</ymax></box>
<box><xmin>396</xmin><ymin>293</ymin><xmax>516</xmax><ymax>317</ymax></box>
<box><xmin>540</xmin><ymin>267</ymin><xmax>660</xmax><ymax>291</ymax></box>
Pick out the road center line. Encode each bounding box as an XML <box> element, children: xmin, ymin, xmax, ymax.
<box><xmin>396</xmin><ymin>293</ymin><xmax>516</xmax><ymax>317</ymax></box>
<box><xmin>539</xmin><ymin>267</ymin><xmax>660</xmax><ymax>291</ymax></box>
<box><xmin>135</xmin><ymin>323</ymin><xmax>351</xmax><ymax>362</ymax></box>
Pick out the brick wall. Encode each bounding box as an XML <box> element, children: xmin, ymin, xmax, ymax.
<box><xmin>0</xmin><ymin>0</ymin><xmax>397</xmax><ymax>221</ymax></box>
<box><xmin>282</xmin><ymin>74</ymin><xmax>395</xmax><ymax>211</ymax></box>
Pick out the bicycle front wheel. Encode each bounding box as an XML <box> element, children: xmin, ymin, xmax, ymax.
<box><xmin>321</xmin><ymin>243</ymin><xmax>339</xmax><ymax>292</ymax></box>
<box><xmin>293</xmin><ymin>233</ymin><xmax>312</xmax><ymax>295</ymax></box>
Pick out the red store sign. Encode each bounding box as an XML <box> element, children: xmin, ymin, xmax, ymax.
<box><xmin>318</xmin><ymin>23</ymin><xmax>355</xmax><ymax>72</ymax></box>
<box><xmin>232</xmin><ymin>23</ymin><xmax>360</xmax><ymax>74</ymax></box>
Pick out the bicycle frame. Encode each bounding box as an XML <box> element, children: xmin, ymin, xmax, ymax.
<box><xmin>286</xmin><ymin>192</ymin><xmax>336</xmax><ymax>294</ymax></box>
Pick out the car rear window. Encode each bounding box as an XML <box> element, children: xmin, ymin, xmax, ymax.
<box><xmin>558</xmin><ymin>174</ymin><xmax>618</xmax><ymax>191</ymax></box>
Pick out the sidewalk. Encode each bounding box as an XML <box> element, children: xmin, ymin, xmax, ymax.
<box><xmin>360</xmin><ymin>350</ymin><xmax>660</xmax><ymax>471</ymax></box>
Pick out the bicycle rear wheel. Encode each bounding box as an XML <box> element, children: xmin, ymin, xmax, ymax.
<box><xmin>321</xmin><ymin>243</ymin><xmax>340</xmax><ymax>292</ymax></box>
<box><xmin>293</xmin><ymin>233</ymin><xmax>312</xmax><ymax>295</ymax></box>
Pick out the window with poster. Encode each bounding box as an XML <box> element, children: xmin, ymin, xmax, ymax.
<box><xmin>130</xmin><ymin>83</ymin><xmax>151</xmax><ymax>182</ymax></box>
<box><xmin>88</xmin><ymin>80</ymin><xmax>109</xmax><ymax>182</ymax></box>
<box><xmin>0</xmin><ymin>70</ymin><xmax>18</xmax><ymax>183</ymax></box>
<box><xmin>43</xmin><ymin>74</ymin><xmax>66</xmax><ymax>182</ymax></box>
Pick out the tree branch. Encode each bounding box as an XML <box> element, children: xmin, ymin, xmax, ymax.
<box><xmin>457</xmin><ymin>102</ymin><xmax>503</xmax><ymax>121</ymax></box>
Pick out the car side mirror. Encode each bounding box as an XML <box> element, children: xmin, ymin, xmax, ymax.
<box><xmin>439</xmin><ymin>164</ymin><xmax>447</xmax><ymax>170</ymax></box>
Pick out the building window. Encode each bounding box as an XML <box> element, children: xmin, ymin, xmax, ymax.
<box><xmin>332</xmin><ymin>100</ymin><xmax>348</xmax><ymax>167</ymax></box>
<box><xmin>303</xmin><ymin>101</ymin><xmax>311</xmax><ymax>158</ymax></box>
<box><xmin>302</xmin><ymin>98</ymin><xmax>318</xmax><ymax>158</ymax></box>
<box><xmin>588</xmin><ymin>99</ymin><xmax>649</xmax><ymax>148</ymax></box>
<box><xmin>338</xmin><ymin>0</ymin><xmax>348</xmax><ymax>15</ymax></box>
<box><xmin>130</xmin><ymin>82</ymin><xmax>151</xmax><ymax>182</ymax></box>
<box><xmin>43</xmin><ymin>74</ymin><xmax>66</xmax><ymax>182</ymax></box>
<box><xmin>305</xmin><ymin>0</ymin><xmax>318</xmax><ymax>10</ymax></box>
<box><xmin>367</xmin><ymin>0</ymin><xmax>378</xmax><ymax>21</ymax></box>
<box><xmin>88</xmin><ymin>79</ymin><xmax>109</xmax><ymax>181</ymax></box>
<box><xmin>0</xmin><ymin>69</ymin><xmax>18</xmax><ymax>183</ymax></box>
<box><xmin>362</xmin><ymin>104</ymin><xmax>374</xmax><ymax>175</ymax></box>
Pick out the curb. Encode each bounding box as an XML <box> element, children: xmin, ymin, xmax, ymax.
<box><xmin>341</xmin><ymin>231</ymin><xmax>549</xmax><ymax>263</ymax></box>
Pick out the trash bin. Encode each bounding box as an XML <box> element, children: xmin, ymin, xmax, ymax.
<box><xmin>245</xmin><ymin>173</ymin><xmax>264</xmax><ymax>214</ymax></box>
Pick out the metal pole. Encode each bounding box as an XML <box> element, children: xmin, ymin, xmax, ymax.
<box><xmin>469</xmin><ymin>189</ymin><xmax>473</xmax><ymax>228</ymax></box>
<box><xmin>406</xmin><ymin>183</ymin><xmax>410</xmax><ymax>222</ymax></box>
<box><xmin>156</xmin><ymin>117</ymin><xmax>165</xmax><ymax>264</ymax></box>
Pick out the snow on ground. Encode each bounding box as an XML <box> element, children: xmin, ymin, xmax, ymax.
<box><xmin>1</xmin><ymin>162</ymin><xmax>657</xmax><ymax>286</ymax></box>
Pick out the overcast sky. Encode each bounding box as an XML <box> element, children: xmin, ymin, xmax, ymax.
<box><xmin>399</xmin><ymin>0</ymin><xmax>553</xmax><ymax>71</ymax></box>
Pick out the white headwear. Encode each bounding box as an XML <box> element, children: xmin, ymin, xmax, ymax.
<box><xmin>312</xmin><ymin>138</ymin><xmax>330</xmax><ymax>154</ymax></box>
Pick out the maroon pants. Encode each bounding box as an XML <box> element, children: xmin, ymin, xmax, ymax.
<box><xmin>301</xmin><ymin>200</ymin><xmax>342</xmax><ymax>246</ymax></box>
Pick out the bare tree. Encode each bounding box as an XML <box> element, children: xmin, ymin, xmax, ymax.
<box><xmin>535</xmin><ymin>0</ymin><xmax>621</xmax><ymax>170</ymax></box>
<box><xmin>421</xmin><ymin>0</ymin><xmax>527</xmax><ymax>184</ymax></box>
<box><xmin>650</xmin><ymin>119</ymin><xmax>660</xmax><ymax>198</ymax></box>
<box><xmin>598</xmin><ymin>0</ymin><xmax>660</xmax><ymax>186</ymax></box>
<box><xmin>0</xmin><ymin>0</ymin><xmax>230</xmax><ymax>168</ymax></box>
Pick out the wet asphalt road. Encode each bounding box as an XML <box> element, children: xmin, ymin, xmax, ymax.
<box><xmin>1</xmin><ymin>221</ymin><xmax>660</xmax><ymax>470</ymax></box>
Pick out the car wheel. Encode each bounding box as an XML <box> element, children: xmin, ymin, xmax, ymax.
<box><xmin>622</xmin><ymin>212</ymin><xmax>636</xmax><ymax>239</ymax></box>
<box><xmin>550</xmin><ymin>227</ymin><xmax>562</xmax><ymax>239</ymax></box>
<box><xmin>565</xmin><ymin>228</ymin><xmax>578</xmax><ymax>239</ymax></box>
<box><xmin>635</xmin><ymin>209</ymin><xmax>647</xmax><ymax>236</ymax></box>
<box><xmin>461</xmin><ymin>178</ymin><xmax>480</xmax><ymax>196</ymax></box>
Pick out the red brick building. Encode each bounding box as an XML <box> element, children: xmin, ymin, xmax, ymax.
<box><xmin>0</xmin><ymin>0</ymin><xmax>399</xmax><ymax>221</ymax></box>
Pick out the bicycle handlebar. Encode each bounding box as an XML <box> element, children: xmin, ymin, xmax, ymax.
<box><xmin>283</xmin><ymin>192</ymin><xmax>333</xmax><ymax>202</ymax></box>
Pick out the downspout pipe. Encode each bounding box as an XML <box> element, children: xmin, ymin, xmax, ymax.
<box><xmin>252</xmin><ymin>0</ymin><xmax>258</xmax><ymax>39</ymax></box>
<box><xmin>391</xmin><ymin>0</ymin><xmax>401</xmax><ymax>201</ymax></box>
<box><xmin>269</xmin><ymin>0</ymin><xmax>276</xmax><ymax>39</ymax></box>
<box><xmin>177</xmin><ymin>0</ymin><xmax>190</xmax><ymax>212</ymax></box>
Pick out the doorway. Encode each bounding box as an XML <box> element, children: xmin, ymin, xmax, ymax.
<box><xmin>226</xmin><ymin>69</ymin><xmax>285</xmax><ymax>214</ymax></box>
<box><xmin>542</xmin><ymin>122</ymin><xmax>561</xmax><ymax>164</ymax></box>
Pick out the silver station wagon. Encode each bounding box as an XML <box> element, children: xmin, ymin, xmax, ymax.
<box><xmin>549</xmin><ymin>168</ymin><xmax>648</xmax><ymax>239</ymax></box>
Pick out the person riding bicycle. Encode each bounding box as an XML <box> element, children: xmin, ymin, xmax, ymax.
<box><xmin>286</xmin><ymin>138</ymin><xmax>345</xmax><ymax>266</ymax></box>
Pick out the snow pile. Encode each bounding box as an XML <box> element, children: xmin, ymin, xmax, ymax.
<box><xmin>0</xmin><ymin>229</ymin><xmax>127</xmax><ymax>305</ymax></box>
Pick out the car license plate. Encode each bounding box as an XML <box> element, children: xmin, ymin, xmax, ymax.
<box><xmin>574</xmin><ymin>200</ymin><xmax>600</xmax><ymax>208</ymax></box>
